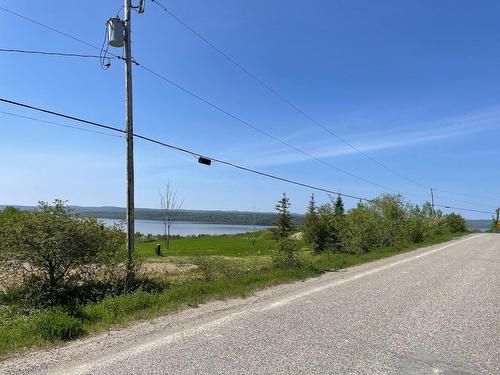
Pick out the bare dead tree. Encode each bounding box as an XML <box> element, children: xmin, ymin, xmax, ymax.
<box><xmin>159</xmin><ymin>181</ymin><xmax>184</xmax><ymax>255</ymax></box>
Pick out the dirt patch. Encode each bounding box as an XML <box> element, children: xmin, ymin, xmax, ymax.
<box><xmin>140</xmin><ymin>261</ymin><xmax>197</xmax><ymax>277</ymax></box>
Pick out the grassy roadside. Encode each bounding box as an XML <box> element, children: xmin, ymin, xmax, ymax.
<box><xmin>0</xmin><ymin>231</ymin><xmax>467</xmax><ymax>358</ymax></box>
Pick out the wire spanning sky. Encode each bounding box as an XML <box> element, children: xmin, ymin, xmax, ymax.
<box><xmin>1</xmin><ymin>1</ymin><xmax>499</xmax><ymax>218</ymax></box>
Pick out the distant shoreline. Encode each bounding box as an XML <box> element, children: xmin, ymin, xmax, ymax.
<box><xmin>0</xmin><ymin>204</ymin><xmax>303</xmax><ymax>226</ymax></box>
<box><xmin>97</xmin><ymin>218</ymin><xmax>272</xmax><ymax>236</ymax></box>
<box><xmin>1</xmin><ymin>205</ymin><xmax>491</xmax><ymax>229</ymax></box>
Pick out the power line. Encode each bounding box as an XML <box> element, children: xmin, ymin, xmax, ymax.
<box><xmin>137</xmin><ymin>62</ymin><xmax>425</xmax><ymax>197</ymax></box>
<box><xmin>150</xmin><ymin>0</ymin><xmax>431</xmax><ymax>191</ymax></box>
<box><xmin>434</xmin><ymin>204</ymin><xmax>494</xmax><ymax>215</ymax></box>
<box><xmin>152</xmin><ymin>5</ymin><xmax>499</xmax><ymax>206</ymax></box>
<box><xmin>2</xmin><ymin>97</ymin><xmax>495</xmax><ymax>216</ymax></box>
<box><xmin>0</xmin><ymin>6</ymin><xmax>123</xmax><ymax>60</ymax></box>
<box><xmin>0</xmin><ymin>110</ymin><xmax>123</xmax><ymax>138</ymax></box>
<box><xmin>432</xmin><ymin>191</ymin><xmax>495</xmax><ymax>212</ymax></box>
<box><xmin>0</xmin><ymin>48</ymin><xmax>121</xmax><ymax>60</ymax></box>
<box><xmin>434</xmin><ymin>188</ymin><xmax>498</xmax><ymax>205</ymax></box>
<box><xmin>0</xmin><ymin>4</ymin><xmax>421</xmax><ymax>196</ymax></box>
<box><xmin>0</xmin><ymin>98</ymin><xmax>125</xmax><ymax>134</ymax></box>
<box><xmin>0</xmin><ymin>97</ymin><xmax>370</xmax><ymax>202</ymax></box>
<box><xmin>0</xmin><ymin>48</ymin><xmax>115</xmax><ymax>69</ymax></box>
<box><xmin>0</xmin><ymin>5</ymin><xmax>492</xmax><ymax>206</ymax></box>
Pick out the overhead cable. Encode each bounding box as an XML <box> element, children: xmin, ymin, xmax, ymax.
<box><xmin>0</xmin><ymin>48</ymin><xmax>119</xmax><ymax>61</ymax></box>
<box><xmin>150</xmin><ymin>0</ymin><xmax>431</xmax><ymax>190</ymax></box>
<box><xmin>0</xmin><ymin>5</ymin><xmax>492</xmax><ymax>206</ymax></box>
<box><xmin>1</xmin><ymin>97</ymin><xmax>495</xmax><ymax>215</ymax></box>
<box><xmin>0</xmin><ymin>4</ymin><xmax>423</xmax><ymax>197</ymax></box>
<box><xmin>0</xmin><ymin>97</ymin><xmax>370</xmax><ymax>202</ymax></box>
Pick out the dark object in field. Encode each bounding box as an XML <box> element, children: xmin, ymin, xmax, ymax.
<box><xmin>156</xmin><ymin>243</ymin><xmax>162</xmax><ymax>256</ymax></box>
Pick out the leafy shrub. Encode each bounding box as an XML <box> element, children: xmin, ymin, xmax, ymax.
<box><xmin>0</xmin><ymin>201</ymin><xmax>126</xmax><ymax>307</ymax></box>
<box><xmin>403</xmin><ymin>216</ymin><xmax>425</xmax><ymax>243</ymax></box>
<box><xmin>33</xmin><ymin>308</ymin><xmax>83</xmax><ymax>341</ymax></box>
<box><xmin>346</xmin><ymin>204</ymin><xmax>383</xmax><ymax>253</ymax></box>
<box><xmin>135</xmin><ymin>277</ymin><xmax>172</xmax><ymax>294</ymax></box>
<box><xmin>272</xmin><ymin>239</ymin><xmax>299</xmax><ymax>268</ymax></box>
<box><xmin>423</xmin><ymin>216</ymin><xmax>448</xmax><ymax>237</ymax></box>
<box><xmin>371</xmin><ymin>194</ymin><xmax>407</xmax><ymax>246</ymax></box>
<box><xmin>444</xmin><ymin>213</ymin><xmax>467</xmax><ymax>233</ymax></box>
<box><xmin>302</xmin><ymin>193</ymin><xmax>467</xmax><ymax>255</ymax></box>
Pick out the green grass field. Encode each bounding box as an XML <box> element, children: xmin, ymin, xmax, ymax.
<box><xmin>135</xmin><ymin>231</ymin><xmax>284</xmax><ymax>258</ymax></box>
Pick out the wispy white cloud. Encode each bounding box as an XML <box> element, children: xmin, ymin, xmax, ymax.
<box><xmin>228</xmin><ymin>106</ymin><xmax>500</xmax><ymax>167</ymax></box>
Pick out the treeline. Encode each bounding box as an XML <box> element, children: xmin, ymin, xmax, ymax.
<box><xmin>271</xmin><ymin>193</ymin><xmax>468</xmax><ymax>263</ymax></box>
<box><xmin>0</xmin><ymin>205</ymin><xmax>303</xmax><ymax>226</ymax></box>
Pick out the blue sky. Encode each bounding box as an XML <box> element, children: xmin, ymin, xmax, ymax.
<box><xmin>0</xmin><ymin>0</ymin><xmax>499</xmax><ymax>218</ymax></box>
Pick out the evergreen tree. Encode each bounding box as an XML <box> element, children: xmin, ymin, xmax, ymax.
<box><xmin>332</xmin><ymin>195</ymin><xmax>346</xmax><ymax>252</ymax></box>
<box><xmin>303</xmin><ymin>195</ymin><xmax>342</xmax><ymax>253</ymax></box>
<box><xmin>302</xmin><ymin>194</ymin><xmax>318</xmax><ymax>244</ymax></box>
<box><xmin>273</xmin><ymin>193</ymin><xmax>294</xmax><ymax>239</ymax></box>
<box><xmin>333</xmin><ymin>195</ymin><xmax>344</xmax><ymax>216</ymax></box>
<box><xmin>307</xmin><ymin>193</ymin><xmax>317</xmax><ymax>215</ymax></box>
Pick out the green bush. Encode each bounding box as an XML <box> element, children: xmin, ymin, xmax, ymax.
<box><xmin>444</xmin><ymin>213</ymin><xmax>467</xmax><ymax>233</ymax></box>
<box><xmin>371</xmin><ymin>194</ymin><xmax>407</xmax><ymax>247</ymax></box>
<box><xmin>403</xmin><ymin>216</ymin><xmax>425</xmax><ymax>243</ymax></box>
<box><xmin>272</xmin><ymin>239</ymin><xmax>299</xmax><ymax>268</ymax></box>
<box><xmin>346</xmin><ymin>204</ymin><xmax>383</xmax><ymax>253</ymax></box>
<box><xmin>33</xmin><ymin>308</ymin><xmax>83</xmax><ymax>341</ymax></box>
<box><xmin>0</xmin><ymin>201</ymin><xmax>126</xmax><ymax>308</ymax></box>
<box><xmin>301</xmin><ymin>194</ymin><xmax>467</xmax><ymax>255</ymax></box>
<box><xmin>135</xmin><ymin>277</ymin><xmax>172</xmax><ymax>294</ymax></box>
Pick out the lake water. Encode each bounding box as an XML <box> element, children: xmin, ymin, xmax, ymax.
<box><xmin>98</xmin><ymin>218</ymin><xmax>271</xmax><ymax>236</ymax></box>
<box><xmin>469</xmin><ymin>226</ymin><xmax>490</xmax><ymax>232</ymax></box>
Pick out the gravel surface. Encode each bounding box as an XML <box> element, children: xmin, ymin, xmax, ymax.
<box><xmin>1</xmin><ymin>233</ymin><xmax>499</xmax><ymax>374</ymax></box>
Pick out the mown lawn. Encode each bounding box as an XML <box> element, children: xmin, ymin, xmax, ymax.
<box><xmin>135</xmin><ymin>231</ymin><xmax>285</xmax><ymax>258</ymax></box>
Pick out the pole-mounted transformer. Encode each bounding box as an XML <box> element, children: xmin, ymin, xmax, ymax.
<box><xmin>107</xmin><ymin>17</ymin><xmax>125</xmax><ymax>48</ymax></box>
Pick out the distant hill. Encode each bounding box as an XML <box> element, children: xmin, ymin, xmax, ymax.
<box><xmin>0</xmin><ymin>205</ymin><xmax>303</xmax><ymax>226</ymax></box>
<box><xmin>1</xmin><ymin>205</ymin><xmax>490</xmax><ymax>228</ymax></box>
<box><xmin>466</xmin><ymin>219</ymin><xmax>492</xmax><ymax>230</ymax></box>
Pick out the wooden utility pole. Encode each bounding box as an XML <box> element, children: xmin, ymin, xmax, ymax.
<box><xmin>124</xmin><ymin>0</ymin><xmax>135</xmax><ymax>285</ymax></box>
<box><xmin>430</xmin><ymin>188</ymin><xmax>435</xmax><ymax>216</ymax></box>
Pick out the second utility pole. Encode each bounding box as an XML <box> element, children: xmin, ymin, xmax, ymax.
<box><xmin>430</xmin><ymin>188</ymin><xmax>435</xmax><ymax>216</ymax></box>
<box><xmin>124</xmin><ymin>0</ymin><xmax>135</xmax><ymax>286</ymax></box>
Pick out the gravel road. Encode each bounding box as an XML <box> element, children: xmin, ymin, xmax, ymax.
<box><xmin>1</xmin><ymin>233</ymin><xmax>499</xmax><ymax>374</ymax></box>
